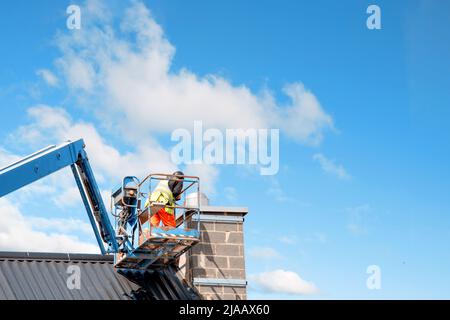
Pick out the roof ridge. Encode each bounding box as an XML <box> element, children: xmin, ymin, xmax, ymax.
<box><xmin>0</xmin><ymin>251</ymin><xmax>113</xmax><ymax>262</ymax></box>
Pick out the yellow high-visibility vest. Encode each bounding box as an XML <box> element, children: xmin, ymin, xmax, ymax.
<box><xmin>144</xmin><ymin>180</ymin><xmax>175</xmax><ymax>215</ymax></box>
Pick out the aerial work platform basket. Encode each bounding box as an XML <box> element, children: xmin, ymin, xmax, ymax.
<box><xmin>0</xmin><ymin>139</ymin><xmax>201</xmax><ymax>273</ymax></box>
<box><xmin>113</xmin><ymin>173</ymin><xmax>201</xmax><ymax>270</ymax></box>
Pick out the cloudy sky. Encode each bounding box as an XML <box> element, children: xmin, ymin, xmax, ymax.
<box><xmin>1</xmin><ymin>0</ymin><xmax>450</xmax><ymax>299</ymax></box>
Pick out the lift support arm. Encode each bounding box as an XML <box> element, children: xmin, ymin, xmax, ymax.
<box><xmin>0</xmin><ymin>139</ymin><xmax>118</xmax><ymax>254</ymax></box>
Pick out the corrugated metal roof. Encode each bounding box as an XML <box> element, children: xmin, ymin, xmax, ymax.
<box><xmin>0</xmin><ymin>252</ymin><xmax>199</xmax><ymax>300</ymax></box>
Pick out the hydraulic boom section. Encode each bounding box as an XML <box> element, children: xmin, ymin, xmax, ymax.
<box><xmin>0</xmin><ymin>139</ymin><xmax>118</xmax><ymax>254</ymax></box>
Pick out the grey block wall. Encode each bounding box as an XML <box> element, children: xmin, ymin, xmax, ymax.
<box><xmin>186</xmin><ymin>206</ymin><xmax>248</xmax><ymax>300</ymax></box>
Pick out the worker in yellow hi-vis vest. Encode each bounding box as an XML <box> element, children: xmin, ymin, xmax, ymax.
<box><xmin>144</xmin><ymin>171</ymin><xmax>184</xmax><ymax>228</ymax></box>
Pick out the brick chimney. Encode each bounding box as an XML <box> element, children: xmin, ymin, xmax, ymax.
<box><xmin>185</xmin><ymin>205</ymin><xmax>248</xmax><ymax>300</ymax></box>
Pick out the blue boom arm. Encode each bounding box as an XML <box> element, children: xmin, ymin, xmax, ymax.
<box><xmin>0</xmin><ymin>139</ymin><xmax>118</xmax><ymax>254</ymax></box>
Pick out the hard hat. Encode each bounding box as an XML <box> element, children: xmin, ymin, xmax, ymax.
<box><xmin>172</xmin><ymin>171</ymin><xmax>185</xmax><ymax>179</ymax></box>
<box><xmin>169</xmin><ymin>171</ymin><xmax>184</xmax><ymax>198</ymax></box>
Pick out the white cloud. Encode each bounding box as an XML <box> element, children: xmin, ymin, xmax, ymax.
<box><xmin>100</xmin><ymin>189</ymin><xmax>113</xmax><ymax>211</ymax></box>
<box><xmin>249</xmin><ymin>269</ymin><xmax>319</xmax><ymax>295</ymax></box>
<box><xmin>0</xmin><ymin>147</ymin><xmax>20</xmax><ymax>168</ymax></box>
<box><xmin>313</xmin><ymin>153</ymin><xmax>350</xmax><ymax>180</ymax></box>
<box><xmin>6</xmin><ymin>0</ymin><xmax>334</xmax><ymax>205</ymax></box>
<box><xmin>184</xmin><ymin>163</ymin><xmax>218</xmax><ymax>195</ymax></box>
<box><xmin>280</xmin><ymin>83</ymin><xmax>334</xmax><ymax>145</ymax></box>
<box><xmin>249</xmin><ymin>247</ymin><xmax>281</xmax><ymax>259</ymax></box>
<box><xmin>11</xmin><ymin>105</ymin><xmax>177</xmax><ymax>182</ymax></box>
<box><xmin>279</xmin><ymin>235</ymin><xmax>298</xmax><ymax>245</ymax></box>
<box><xmin>52</xmin><ymin>186</ymin><xmax>82</xmax><ymax>208</ymax></box>
<box><xmin>0</xmin><ymin>198</ymin><xmax>99</xmax><ymax>253</ymax></box>
<box><xmin>28</xmin><ymin>216</ymin><xmax>93</xmax><ymax>235</ymax></box>
<box><xmin>57</xmin><ymin>57</ymin><xmax>95</xmax><ymax>91</ymax></box>
<box><xmin>36</xmin><ymin>69</ymin><xmax>59</xmax><ymax>87</ymax></box>
<box><xmin>1</xmin><ymin>0</ymin><xmax>336</xmax><ymax>252</ymax></box>
<box><xmin>53</xmin><ymin>0</ymin><xmax>333</xmax><ymax>145</ymax></box>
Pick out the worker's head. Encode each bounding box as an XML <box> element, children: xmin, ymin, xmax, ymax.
<box><xmin>169</xmin><ymin>171</ymin><xmax>184</xmax><ymax>200</ymax></box>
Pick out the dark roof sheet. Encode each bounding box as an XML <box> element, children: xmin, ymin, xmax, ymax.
<box><xmin>0</xmin><ymin>251</ymin><xmax>199</xmax><ymax>300</ymax></box>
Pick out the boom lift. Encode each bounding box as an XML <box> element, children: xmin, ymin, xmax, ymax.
<box><xmin>0</xmin><ymin>139</ymin><xmax>201</xmax><ymax>272</ymax></box>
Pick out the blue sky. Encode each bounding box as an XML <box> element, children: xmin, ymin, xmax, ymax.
<box><xmin>1</xmin><ymin>0</ymin><xmax>450</xmax><ymax>299</ymax></box>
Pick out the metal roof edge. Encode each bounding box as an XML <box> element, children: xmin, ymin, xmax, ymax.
<box><xmin>0</xmin><ymin>251</ymin><xmax>113</xmax><ymax>262</ymax></box>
